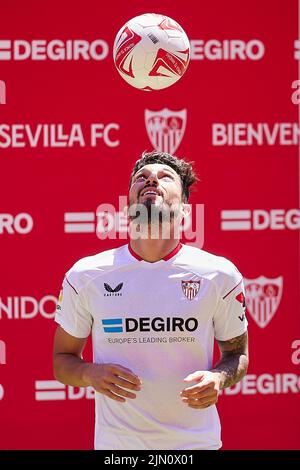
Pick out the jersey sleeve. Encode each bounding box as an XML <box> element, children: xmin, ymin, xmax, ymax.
<box><xmin>213</xmin><ymin>262</ymin><xmax>248</xmax><ymax>341</ymax></box>
<box><xmin>55</xmin><ymin>274</ymin><xmax>93</xmax><ymax>338</ymax></box>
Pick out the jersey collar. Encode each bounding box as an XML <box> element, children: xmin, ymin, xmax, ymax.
<box><xmin>128</xmin><ymin>242</ymin><xmax>183</xmax><ymax>263</ymax></box>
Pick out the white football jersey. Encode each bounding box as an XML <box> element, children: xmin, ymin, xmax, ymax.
<box><xmin>55</xmin><ymin>243</ymin><xmax>248</xmax><ymax>450</ymax></box>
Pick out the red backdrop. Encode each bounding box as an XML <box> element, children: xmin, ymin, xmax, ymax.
<box><xmin>0</xmin><ymin>0</ymin><xmax>299</xmax><ymax>450</ymax></box>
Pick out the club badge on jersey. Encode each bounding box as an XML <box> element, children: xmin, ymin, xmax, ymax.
<box><xmin>181</xmin><ymin>280</ymin><xmax>201</xmax><ymax>300</ymax></box>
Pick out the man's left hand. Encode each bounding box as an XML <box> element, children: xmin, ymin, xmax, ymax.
<box><xmin>180</xmin><ymin>371</ymin><xmax>222</xmax><ymax>409</ymax></box>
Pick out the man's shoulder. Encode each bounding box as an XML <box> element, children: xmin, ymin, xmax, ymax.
<box><xmin>180</xmin><ymin>244</ymin><xmax>239</xmax><ymax>272</ymax></box>
<box><xmin>65</xmin><ymin>244</ymin><xmax>128</xmax><ymax>290</ymax></box>
<box><xmin>179</xmin><ymin>244</ymin><xmax>242</xmax><ymax>286</ymax></box>
<box><xmin>70</xmin><ymin>246</ymin><xmax>123</xmax><ymax>271</ymax></box>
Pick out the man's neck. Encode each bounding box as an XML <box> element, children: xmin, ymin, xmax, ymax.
<box><xmin>129</xmin><ymin>237</ymin><xmax>181</xmax><ymax>263</ymax></box>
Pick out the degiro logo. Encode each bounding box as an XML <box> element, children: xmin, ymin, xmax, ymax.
<box><xmin>102</xmin><ymin>317</ymin><xmax>198</xmax><ymax>333</ymax></box>
<box><xmin>0</xmin><ymin>39</ymin><xmax>109</xmax><ymax>61</ymax></box>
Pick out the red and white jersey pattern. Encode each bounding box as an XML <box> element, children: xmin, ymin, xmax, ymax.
<box><xmin>55</xmin><ymin>243</ymin><xmax>248</xmax><ymax>450</ymax></box>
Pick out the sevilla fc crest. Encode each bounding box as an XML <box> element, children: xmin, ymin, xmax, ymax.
<box><xmin>244</xmin><ymin>276</ymin><xmax>283</xmax><ymax>328</ymax></box>
<box><xmin>182</xmin><ymin>280</ymin><xmax>201</xmax><ymax>300</ymax></box>
<box><xmin>145</xmin><ymin>108</ymin><xmax>187</xmax><ymax>154</ymax></box>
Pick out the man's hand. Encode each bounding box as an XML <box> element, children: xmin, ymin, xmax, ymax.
<box><xmin>53</xmin><ymin>327</ymin><xmax>142</xmax><ymax>404</ymax></box>
<box><xmin>180</xmin><ymin>332</ymin><xmax>249</xmax><ymax>409</ymax></box>
<box><xmin>180</xmin><ymin>371</ymin><xmax>221</xmax><ymax>409</ymax></box>
<box><xmin>83</xmin><ymin>363</ymin><xmax>142</xmax><ymax>403</ymax></box>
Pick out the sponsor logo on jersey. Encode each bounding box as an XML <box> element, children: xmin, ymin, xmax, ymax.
<box><xmin>56</xmin><ymin>289</ymin><xmax>63</xmax><ymax>312</ymax></box>
<box><xmin>236</xmin><ymin>292</ymin><xmax>246</xmax><ymax>321</ymax></box>
<box><xmin>236</xmin><ymin>292</ymin><xmax>246</xmax><ymax>308</ymax></box>
<box><xmin>101</xmin><ymin>317</ymin><xmax>198</xmax><ymax>333</ymax></box>
<box><xmin>244</xmin><ymin>276</ymin><xmax>283</xmax><ymax>328</ymax></box>
<box><xmin>35</xmin><ymin>380</ymin><xmax>94</xmax><ymax>401</ymax></box>
<box><xmin>145</xmin><ymin>108</ymin><xmax>187</xmax><ymax>154</ymax></box>
<box><xmin>104</xmin><ymin>283</ymin><xmax>123</xmax><ymax>296</ymax></box>
<box><xmin>181</xmin><ymin>280</ymin><xmax>201</xmax><ymax>300</ymax></box>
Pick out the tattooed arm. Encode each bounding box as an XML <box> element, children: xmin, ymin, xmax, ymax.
<box><xmin>211</xmin><ymin>331</ymin><xmax>249</xmax><ymax>389</ymax></box>
<box><xmin>180</xmin><ymin>332</ymin><xmax>248</xmax><ymax>409</ymax></box>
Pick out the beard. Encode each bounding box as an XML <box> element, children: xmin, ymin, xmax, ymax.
<box><xmin>129</xmin><ymin>198</ymin><xmax>170</xmax><ymax>225</ymax></box>
<box><xmin>128</xmin><ymin>197</ymin><xmax>180</xmax><ymax>227</ymax></box>
<box><xmin>128</xmin><ymin>196</ymin><xmax>182</xmax><ymax>240</ymax></box>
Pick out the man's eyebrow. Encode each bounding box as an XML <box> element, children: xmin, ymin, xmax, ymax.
<box><xmin>132</xmin><ymin>169</ymin><xmax>145</xmax><ymax>179</ymax></box>
<box><xmin>159</xmin><ymin>166</ymin><xmax>177</xmax><ymax>173</ymax></box>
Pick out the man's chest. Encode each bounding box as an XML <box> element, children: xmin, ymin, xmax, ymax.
<box><xmin>86</xmin><ymin>268</ymin><xmax>217</xmax><ymax>322</ymax></box>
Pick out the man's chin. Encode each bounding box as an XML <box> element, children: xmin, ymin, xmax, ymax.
<box><xmin>128</xmin><ymin>201</ymin><xmax>179</xmax><ymax>227</ymax></box>
<box><xmin>138</xmin><ymin>196</ymin><xmax>163</xmax><ymax>205</ymax></box>
<box><xmin>143</xmin><ymin>197</ymin><xmax>163</xmax><ymax>208</ymax></box>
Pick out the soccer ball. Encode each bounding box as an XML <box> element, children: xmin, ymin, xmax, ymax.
<box><xmin>113</xmin><ymin>13</ymin><xmax>190</xmax><ymax>91</ymax></box>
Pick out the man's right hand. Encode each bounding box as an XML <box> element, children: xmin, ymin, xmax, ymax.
<box><xmin>83</xmin><ymin>363</ymin><xmax>142</xmax><ymax>402</ymax></box>
<box><xmin>53</xmin><ymin>327</ymin><xmax>141</xmax><ymax>403</ymax></box>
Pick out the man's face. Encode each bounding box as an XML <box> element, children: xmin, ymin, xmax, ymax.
<box><xmin>129</xmin><ymin>163</ymin><xmax>183</xmax><ymax>208</ymax></box>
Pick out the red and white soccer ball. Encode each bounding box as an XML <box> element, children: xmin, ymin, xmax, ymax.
<box><xmin>113</xmin><ymin>13</ymin><xmax>190</xmax><ymax>91</ymax></box>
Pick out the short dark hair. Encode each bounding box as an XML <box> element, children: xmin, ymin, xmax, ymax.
<box><xmin>130</xmin><ymin>151</ymin><xmax>198</xmax><ymax>202</ymax></box>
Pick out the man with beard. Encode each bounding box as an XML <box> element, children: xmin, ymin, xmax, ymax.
<box><xmin>53</xmin><ymin>151</ymin><xmax>248</xmax><ymax>450</ymax></box>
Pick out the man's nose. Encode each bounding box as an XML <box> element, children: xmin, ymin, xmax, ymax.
<box><xmin>145</xmin><ymin>174</ymin><xmax>158</xmax><ymax>185</ymax></box>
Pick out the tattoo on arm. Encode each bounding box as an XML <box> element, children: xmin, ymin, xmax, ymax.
<box><xmin>211</xmin><ymin>331</ymin><xmax>249</xmax><ymax>389</ymax></box>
